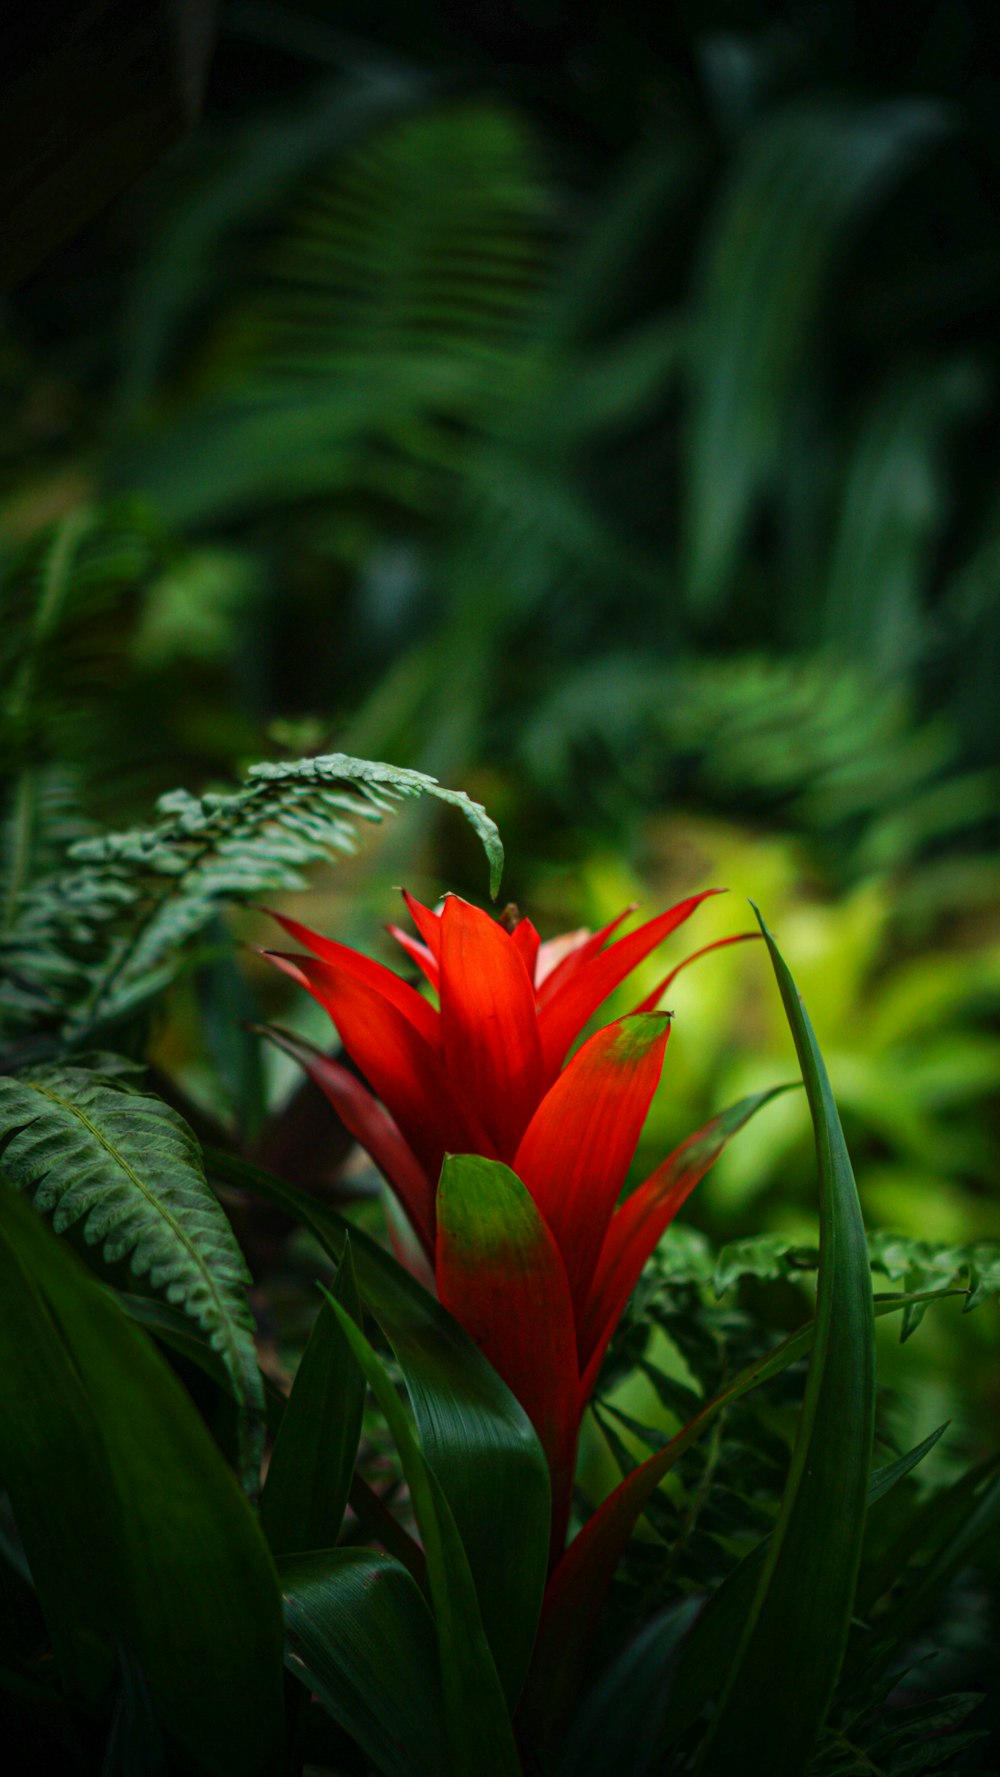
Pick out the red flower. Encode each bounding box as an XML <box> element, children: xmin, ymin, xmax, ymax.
<box><xmin>265</xmin><ymin>890</ymin><xmax>753</xmax><ymax>1545</ymax></box>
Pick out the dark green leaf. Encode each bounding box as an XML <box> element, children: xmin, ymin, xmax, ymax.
<box><xmin>695</xmin><ymin>907</ymin><xmax>876</xmax><ymax>1775</ymax></box>
<box><xmin>209</xmin><ymin>1148</ymin><xmax>549</xmax><ymax>1707</ymax></box>
<box><xmin>0</xmin><ymin>1187</ymin><xmax>284</xmax><ymax>1776</ymax></box>
<box><xmin>281</xmin><ymin>1549</ymin><xmax>446</xmax><ymax>1777</ymax></box>
<box><xmin>326</xmin><ymin>1297</ymin><xmax>521</xmax><ymax>1777</ymax></box>
<box><xmin>0</xmin><ymin>1065</ymin><xmax>264</xmax><ymax>1492</ymax></box>
<box><xmin>260</xmin><ymin>1242</ymin><xmax>365</xmax><ymax>1558</ymax></box>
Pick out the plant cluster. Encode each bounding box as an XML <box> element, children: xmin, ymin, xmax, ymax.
<box><xmin>1</xmin><ymin>755</ymin><xmax>997</xmax><ymax>1774</ymax></box>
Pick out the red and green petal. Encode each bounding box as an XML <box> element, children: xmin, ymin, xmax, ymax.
<box><xmin>265</xmin><ymin>950</ymin><xmax>497</xmax><ymax>1182</ymax></box>
<box><xmin>438</xmin><ymin>896</ymin><xmax>544</xmax><ymax>1159</ymax></box>
<box><xmin>264</xmin><ymin>908</ymin><xmax>440</xmax><ymax>1048</ymax></box>
<box><xmin>513</xmin><ymin>1013</ymin><xmax>671</xmax><ymax>1321</ymax></box>
<box><xmin>577</xmin><ymin>1084</ymin><xmax>793</xmax><ymax>1401</ymax></box>
<box><xmin>536</xmin><ymin>890</ymin><xmax>722</xmax><ymax>1079</ymax></box>
<box><xmin>436</xmin><ymin>1155</ymin><xmax>580</xmax><ymax>1553</ymax></box>
<box><xmin>262</xmin><ymin>1025</ymin><xmax>436</xmax><ymax>1256</ymax></box>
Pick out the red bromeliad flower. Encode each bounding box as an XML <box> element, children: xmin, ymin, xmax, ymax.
<box><xmin>264</xmin><ymin>889</ymin><xmax>755</xmax><ymax>1545</ymax></box>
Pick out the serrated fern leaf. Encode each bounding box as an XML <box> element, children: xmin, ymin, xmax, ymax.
<box><xmin>0</xmin><ymin>1064</ymin><xmax>264</xmax><ymax>1491</ymax></box>
<box><xmin>0</xmin><ymin>750</ymin><xmax>502</xmax><ymax>1045</ymax></box>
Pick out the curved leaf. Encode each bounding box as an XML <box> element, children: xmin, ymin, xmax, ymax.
<box><xmin>0</xmin><ymin>1187</ymin><xmax>283</xmax><ymax>1776</ymax></box>
<box><xmin>208</xmin><ymin>1148</ymin><xmax>550</xmax><ymax>1706</ymax></box>
<box><xmin>0</xmin><ymin>1065</ymin><xmax>264</xmax><ymax>1490</ymax></box>
<box><xmin>260</xmin><ymin>1242</ymin><xmax>365</xmax><ymax>1558</ymax></box>
<box><xmin>684</xmin><ymin>100</ymin><xmax>947</xmax><ymax>609</ymax></box>
<box><xmin>695</xmin><ymin>907</ymin><xmax>875</xmax><ymax>1774</ymax></box>
<box><xmin>281</xmin><ymin>1549</ymin><xmax>446</xmax><ymax>1777</ymax></box>
<box><xmin>326</xmin><ymin>1299</ymin><xmax>521</xmax><ymax>1777</ymax></box>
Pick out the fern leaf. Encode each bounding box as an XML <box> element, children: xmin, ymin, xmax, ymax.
<box><xmin>0</xmin><ymin>1064</ymin><xmax>264</xmax><ymax>1492</ymax></box>
<box><xmin>0</xmin><ymin>750</ymin><xmax>502</xmax><ymax>1043</ymax></box>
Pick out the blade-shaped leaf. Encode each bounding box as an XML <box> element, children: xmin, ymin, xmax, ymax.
<box><xmin>208</xmin><ymin>1147</ymin><xmax>549</xmax><ymax>1705</ymax></box>
<box><xmin>0</xmin><ymin>1065</ymin><xmax>264</xmax><ymax>1491</ymax></box>
<box><xmin>695</xmin><ymin>907</ymin><xmax>875</xmax><ymax>1774</ymax></box>
<box><xmin>281</xmin><ymin>1549</ymin><xmax>446</xmax><ymax>1777</ymax></box>
<box><xmin>326</xmin><ymin>1298</ymin><xmax>521</xmax><ymax>1777</ymax></box>
<box><xmin>0</xmin><ymin>1187</ymin><xmax>283</xmax><ymax>1776</ymax></box>
<box><xmin>657</xmin><ymin>1425</ymin><xmax>952</xmax><ymax>1754</ymax></box>
<box><xmin>260</xmin><ymin>1242</ymin><xmax>365</xmax><ymax>1558</ymax></box>
<box><xmin>550</xmin><ymin>1599</ymin><xmax>700</xmax><ymax>1777</ymax></box>
<box><xmin>526</xmin><ymin>1285</ymin><xmax>948</xmax><ymax>1748</ymax></box>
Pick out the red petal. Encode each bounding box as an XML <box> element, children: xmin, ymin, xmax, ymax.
<box><xmin>513</xmin><ymin>1013</ymin><xmax>670</xmax><ymax>1322</ymax></box>
<box><xmin>387</xmin><ymin>924</ymin><xmax>441</xmax><ymax>993</ymax></box>
<box><xmin>436</xmin><ymin>1156</ymin><xmax>580</xmax><ymax>1553</ymax></box>
<box><xmin>262</xmin><ymin>1025</ymin><xmax>436</xmax><ymax>1256</ymax></box>
<box><xmin>536</xmin><ymin>890</ymin><xmax>723</xmax><ymax>1078</ymax></box>
<box><xmin>629</xmin><ymin>931</ymin><xmax>761</xmax><ymax>1014</ymax></box>
<box><xmin>401</xmin><ymin>890</ymin><xmax>444</xmax><ymax>961</ymax></box>
<box><xmin>577</xmin><ymin>1085</ymin><xmax>792</xmax><ymax>1401</ymax></box>
<box><xmin>535</xmin><ymin>908</ymin><xmax>635</xmax><ymax>1004</ymax></box>
<box><xmin>263</xmin><ymin>909</ymin><xmax>439</xmax><ymax>1049</ymax></box>
<box><xmin>265</xmin><ymin>951</ymin><xmax>496</xmax><ymax>1183</ymax></box>
<box><xmin>438</xmin><ymin>896</ymin><xmax>544</xmax><ymax>1159</ymax></box>
<box><xmin>511</xmin><ymin>916</ymin><xmax>541</xmax><ymax>985</ymax></box>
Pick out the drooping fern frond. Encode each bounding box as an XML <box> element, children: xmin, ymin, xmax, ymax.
<box><xmin>0</xmin><ymin>751</ymin><xmax>502</xmax><ymax>1049</ymax></box>
<box><xmin>0</xmin><ymin>1063</ymin><xmax>263</xmax><ymax>1491</ymax></box>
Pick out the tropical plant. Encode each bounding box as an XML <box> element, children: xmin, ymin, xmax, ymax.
<box><xmin>1</xmin><ymin>754</ymin><xmax>997</xmax><ymax>1772</ymax></box>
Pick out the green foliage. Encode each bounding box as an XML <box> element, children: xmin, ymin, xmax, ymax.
<box><xmin>0</xmin><ymin>1062</ymin><xmax>264</xmax><ymax>1489</ymax></box>
<box><xmin>281</xmin><ymin>1548</ymin><xmax>446</xmax><ymax>1777</ymax></box>
<box><xmin>211</xmin><ymin>1150</ymin><xmax>551</xmax><ymax>1707</ymax></box>
<box><xmin>0</xmin><ymin>1188</ymin><xmax>284</xmax><ymax>1776</ymax></box>
<box><xmin>696</xmin><ymin>909</ymin><xmax>875</xmax><ymax>1775</ymax></box>
<box><xmin>0</xmin><ymin>749</ymin><xmax>501</xmax><ymax>1049</ymax></box>
<box><xmin>259</xmin><ymin>1242</ymin><xmax>364</xmax><ymax>1557</ymax></box>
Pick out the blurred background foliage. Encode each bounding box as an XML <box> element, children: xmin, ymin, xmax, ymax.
<box><xmin>2</xmin><ymin>2</ymin><xmax>999</xmax><ymax>1422</ymax></box>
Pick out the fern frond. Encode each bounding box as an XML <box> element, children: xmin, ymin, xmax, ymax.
<box><xmin>0</xmin><ymin>1064</ymin><xmax>264</xmax><ymax>1491</ymax></box>
<box><xmin>0</xmin><ymin>751</ymin><xmax>502</xmax><ymax>1045</ymax></box>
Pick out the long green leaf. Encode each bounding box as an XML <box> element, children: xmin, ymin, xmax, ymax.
<box><xmin>0</xmin><ymin>1187</ymin><xmax>283</xmax><ymax>1776</ymax></box>
<box><xmin>525</xmin><ymin>1279</ymin><xmax>951</xmax><ymax>1746</ymax></box>
<box><xmin>209</xmin><ymin>1148</ymin><xmax>549</xmax><ymax>1705</ymax></box>
<box><xmin>281</xmin><ymin>1549</ymin><xmax>446</xmax><ymax>1777</ymax></box>
<box><xmin>684</xmin><ymin>100</ymin><xmax>946</xmax><ymax>610</ymax></box>
<box><xmin>260</xmin><ymin>1242</ymin><xmax>365</xmax><ymax>1558</ymax></box>
<box><xmin>657</xmin><ymin>1424</ymin><xmax>951</xmax><ymax>1753</ymax></box>
<box><xmin>0</xmin><ymin>1065</ymin><xmax>264</xmax><ymax>1491</ymax></box>
<box><xmin>326</xmin><ymin>1298</ymin><xmax>521</xmax><ymax>1777</ymax></box>
<box><xmin>695</xmin><ymin>907</ymin><xmax>876</xmax><ymax>1774</ymax></box>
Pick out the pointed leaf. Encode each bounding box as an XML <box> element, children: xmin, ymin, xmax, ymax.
<box><xmin>263</xmin><ymin>907</ymin><xmax>441</xmax><ymax>1046</ymax></box>
<box><xmin>515</xmin><ymin>1014</ymin><xmax>670</xmax><ymax>1321</ymax></box>
<box><xmin>281</xmin><ymin>1549</ymin><xmax>446</xmax><ymax>1777</ymax></box>
<box><xmin>438</xmin><ymin>896</ymin><xmax>543</xmax><ymax>1158</ymax></box>
<box><xmin>536</xmin><ymin>891</ymin><xmax>721</xmax><ymax>1077</ymax></box>
<box><xmin>695</xmin><ymin>907</ymin><xmax>875</xmax><ymax>1775</ymax></box>
<box><xmin>325</xmin><ymin>1298</ymin><xmax>521</xmax><ymax>1777</ymax></box>
<box><xmin>267</xmin><ymin>949</ymin><xmax>497</xmax><ymax>1180</ymax></box>
<box><xmin>207</xmin><ymin>1148</ymin><xmax>549</xmax><ymax>1707</ymax></box>
<box><xmin>0</xmin><ymin>1188</ymin><xmax>283</xmax><ymax>1776</ymax></box>
<box><xmin>262</xmin><ymin>1025</ymin><xmax>435</xmax><ymax>1254</ymax></box>
<box><xmin>260</xmin><ymin>1243</ymin><xmax>365</xmax><ymax>1559</ymax></box>
<box><xmin>579</xmin><ymin>1085</ymin><xmax>795</xmax><ymax>1395</ymax></box>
